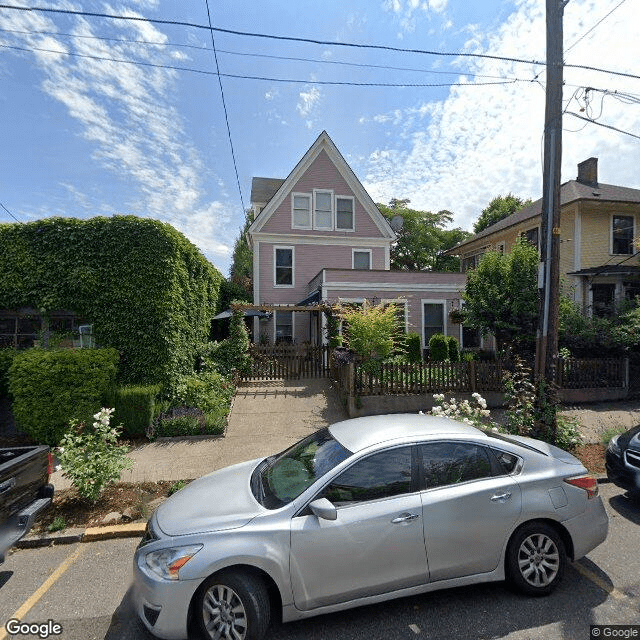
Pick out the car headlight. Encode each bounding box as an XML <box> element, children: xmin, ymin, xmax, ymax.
<box><xmin>144</xmin><ymin>545</ymin><xmax>203</xmax><ymax>581</ymax></box>
<box><xmin>607</xmin><ymin>435</ymin><xmax>622</xmax><ymax>456</ymax></box>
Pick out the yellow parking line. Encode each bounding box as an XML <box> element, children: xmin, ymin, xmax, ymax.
<box><xmin>573</xmin><ymin>561</ymin><xmax>624</xmax><ymax>599</ymax></box>
<box><xmin>0</xmin><ymin>545</ymin><xmax>84</xmax><ymax>640</ymax></box>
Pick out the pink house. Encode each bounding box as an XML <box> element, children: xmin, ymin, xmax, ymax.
<box><xmin>248</xmin><ymin>132</ymin><xmax>467</xmax><ymax>349</ymax></box>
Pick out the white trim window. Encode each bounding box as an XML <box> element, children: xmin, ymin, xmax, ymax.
<box><xmin>313</xmin><ymin>189</ymin><xmax>333</xmax><ymax>230</ymax></box>
<box><xmin>335</xmin><ymin>196</ymin><xmax>355</xmax><ymax>231</ymax></box>
<box><xmin>291</xmin><ymin>193</ymin><xmax>312</xmax><ymax>229</ymax></box>
<box><xmin>611</xmin><ymin>214</ymin><xmax>635</xmax><ymax>255</ymax></box>
<box><xmin>274</xmin><ymin>246</ymin><xmax>294</xmax><ymax>287</ymax></box>
<box><xmin>422</xmin><ymin>300</ymin><xmax>446</xmax><ymax>347</ymax></box>
<box><xmin>274</xmin><ymin>310</ymin><xmax>294</xmax><ymax>343</ymax></box>
<box><xmin>495</xmin><ymin>241</ymin><xmax>506</xmax><ymax>254</ymax></box>
<box><xmin>352</xmin><ymin>249</ymin><xmax>372</xmax><ymax>270</ymax></box>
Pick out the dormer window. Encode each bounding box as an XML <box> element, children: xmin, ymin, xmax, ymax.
<box><xmin>313</xmin><ymin>190</ymin><xmax>333</xmax><ymax>230</ymax></box>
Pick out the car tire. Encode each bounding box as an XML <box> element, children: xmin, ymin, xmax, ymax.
<box><xmin>506</xmin><ymin>522</ymin><xmax>566</xmax><ymax>596</ymax></box>
<box><xmin>196</xmin><ymin>570</ymin><xmax>270</xmax><ymax>640</ymax></box>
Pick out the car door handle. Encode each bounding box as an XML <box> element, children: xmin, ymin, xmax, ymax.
<box><xmin>490</xmin><ymin>491</ymin><xmax>512</xmax><ymax>502</ymax></box>
<box><xmin>391</xmin><ymin>513</ymin><xmax>420</xmax><ymax>524</ymax></box>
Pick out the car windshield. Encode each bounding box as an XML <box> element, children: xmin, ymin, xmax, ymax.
<box><xmin>254</xmin><ymin>428</ymin><xmax>352</xmax><ymax>509</ymax></box>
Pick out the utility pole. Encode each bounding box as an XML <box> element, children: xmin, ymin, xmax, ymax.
<box><xmin>535</xmin><ymin>0</ymin><xmax>566</xmax><ymax>440</ymax></box>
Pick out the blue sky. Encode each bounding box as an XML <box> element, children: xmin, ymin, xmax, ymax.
<box><xmin>1</xmin><ymin>0</ymin><xmax>639</xmax><ymax>276</ymax></box>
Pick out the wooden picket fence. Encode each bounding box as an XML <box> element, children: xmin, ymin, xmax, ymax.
<box><xmin>348</xmin><ymin>357</ymin><xmax>627</xmax><ymax>396</ymax></box>
<box><xmin>242</xmin><ymin>344</ymin><xmax>331</xmax><ymax>381</ymax></box>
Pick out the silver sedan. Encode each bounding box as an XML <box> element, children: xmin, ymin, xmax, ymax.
<box><xmin>132</xmin><ymin>414</ymin><xmax>608</xmax><ymax>640</ymax></box>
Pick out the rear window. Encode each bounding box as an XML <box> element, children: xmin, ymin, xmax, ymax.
<box><xmin>482</xmin><ymin>428</ymin><xmax>548</xmax><ymax>456</ymax></box>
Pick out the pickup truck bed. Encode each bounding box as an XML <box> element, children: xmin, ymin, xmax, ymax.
<box><xmin>1</xmin><ymin>445</ymin><xmax>53</xmax><ymax>562</ymax></box>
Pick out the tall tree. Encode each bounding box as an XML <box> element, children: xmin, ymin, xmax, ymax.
<box><xmin>462</xmin><ymin>238</ymin><xmax>539</xmax><ymax>353</ymax></box>
<box><xmin>227</xmin><ymin>209</ymin><xmax>254</xmax><ymax>303</ymax></box>
<box><xmin>473</xmin><ymin>194</ymin><xmax>533</xmax><ymax>234</ymax></box>
<box><xmin>378</xmin><ymin>199</ymin><xmax>470</xmax><ymax>271</ymax></box>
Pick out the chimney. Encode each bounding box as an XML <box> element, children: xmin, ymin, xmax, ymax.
<box><xmin>577</xmin><ymin>157</ymin><xmax>598</xmax><ymax>186</ymax></box>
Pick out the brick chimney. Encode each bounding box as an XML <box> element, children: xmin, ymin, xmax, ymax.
<box><xmin>577</xmin><ymin>157</ymin><xmax>598</xmax><ymax>186</ymax></box>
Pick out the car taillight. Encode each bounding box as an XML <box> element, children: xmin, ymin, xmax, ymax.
<box><xmin>47</xmin><ymin>451</ymin><xmax>53</xmax><ymax>478</ymax></box>
<box><xmin>564</xmin><ymin>475</ymin><xmax>598</xmax><ymax>499</ymax></box>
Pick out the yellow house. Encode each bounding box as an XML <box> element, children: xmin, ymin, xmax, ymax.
<box><xmin>447</xmin><ymin>158</ymin><xmax>640</xmax><ymax>317</ymax></box>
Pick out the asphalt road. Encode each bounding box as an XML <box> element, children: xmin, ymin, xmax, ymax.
<box><xmin>0</xmin><ymin>482</ymin><xmax>638</xmax><ymax>640</ymax></box>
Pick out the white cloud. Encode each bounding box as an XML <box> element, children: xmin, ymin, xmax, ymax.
<box><xmin>297</xmin><ymin>85</ymin><xmax>322</xmax><ymax>118</ymax></box>
<box><xmin>383</xmin><ymin>0</ymin><xmax>448</xmax><ymax>35</ymax></box>
<box><xmin>0</xmin><ymin>1</ymin><xmax>234</xmax><ymax>268</ymax></box>
<box><xmin>364</xmin><ymin>0</ymin><xmax>640</xmax><ymax>231</ymax></box>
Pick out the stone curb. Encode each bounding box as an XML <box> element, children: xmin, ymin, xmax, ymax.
<box><xmin>15</xmin><ymin>522</ymin><xmax>146</xmax><ymax>550</ymax></box>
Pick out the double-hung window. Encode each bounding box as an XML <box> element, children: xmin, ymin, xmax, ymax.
<box><xmin>313</xmin><ymin>190</ymin><xmax>333</xmax><ymax>230</ymax></box>
<box><xmin>336</xmin><ymin>197</ymin><xmax>354</xmax><ymax>231</ymax></box>
<box><xmin>292</xmin><ymin>193</ymin><xmax>312</xmax><ymax>229</ymax></box>
<box><xmin>612</xmin><ymin>215</ymin><xmax>634</xmax><ymax>255</ymax></box>
<box><xmin>423</xmin><ymin>301</ymin><xmax>445</xmax><ymax>346</ymax></box>
<box><xmin>274</xmin><ymin>247</ymin><xmax>294</xmax><ymax>287</ymax></box>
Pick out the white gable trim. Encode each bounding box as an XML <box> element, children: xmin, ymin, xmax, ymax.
<box><xmin>248</xmin><ymin>131</ymin><xmax>395</xmax><ymax>240</ymax></box>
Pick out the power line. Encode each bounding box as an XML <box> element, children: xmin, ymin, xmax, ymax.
<box><xmin>2</xmin><ymin>4</ymin><xmax>638</xmax><ymax>83</ymax></box>
<box><xmin>203</xmin><ymin>0</ymin><xmax>244</xmax><ymax>212</ymax></box>
<box><xmin>0</xmin><ymin>25</ymin><xmax>521</xmax><ymax>82</ymax></box>
<box><xmin>0</xmin><ymin>42</ymin><xmax>525</xmax><ymax>88</ymax></box>
<box><xmin>0</xmin><ymin>4</ymin><xmax>549</xmax><ymax>66</ymax></box>
<box><xmin>0</xmin><ymin>201</ymin><xmax>23</xmax><ymax>223</ymax></box>
<box><xmin>566</xmin><ymin>111</ymin><xmax>640</xmax><ymax>140</ymax></box>
<box><xmin>566</xmin><ymin>0</ymin><xmax>628</xmax><ymax>53</ymax></box>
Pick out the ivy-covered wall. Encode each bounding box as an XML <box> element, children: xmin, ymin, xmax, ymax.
<box><xmin>0</xmin><ymin>216</ymin><xmax>223</xmax><ymax>385</ymax></box>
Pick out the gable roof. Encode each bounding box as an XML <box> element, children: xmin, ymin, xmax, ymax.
<box><xmin>449</xmin><ymin>178</ymin><xmax>640</xmax><ymax>253</ymax></box>
<box><xmin>248</xmin><ymin>131</ymin><xmax>395</xmax><ymax>240</ymax></box>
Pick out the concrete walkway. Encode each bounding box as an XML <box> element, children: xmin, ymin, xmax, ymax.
<box><xmin>50</xmin><ymin>378</ymin><xmax>348</xmax><ymax>490</ymax></box>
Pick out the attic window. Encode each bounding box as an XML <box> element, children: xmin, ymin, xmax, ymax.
<box><xmin>336</xmin><ymin>197</ymin><xmax>354</xmax><ymax>231</ymax></box>
<box><xmin>292</xmin><ymin>193</ymin><xmax>312</xmax><ymax>229</ymax></box>
<box><xmin>314</xmin><ymin>190</ymin><xmax>333</xmax><ymax>230</ymax></box>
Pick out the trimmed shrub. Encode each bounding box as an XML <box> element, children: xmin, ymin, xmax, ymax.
<box><xmin>0</xmin><ymin>349</ymin><xmax>18</xmax><ymax>399</ymax></box>
<box><xmin>447</xmin><ymin>336</ymin><xmax>460</xmax><ymax>362</ymax></box>
<box><xmin>9</xmin><ymin>348</ymin><xmax>119</xmax><ymax>445</ymax></box>
<box><xmin>114</xmin><ymin>384</ymin><xmax>161</xmax><ymax>438</ymax></box>
<box><xmin>405</xmin><ymin>333</ymin><xmax>422</xmax><ymax>363</ymax></box>
<box><xmin>428</xmin><ymin>333</ymin><xmax>448</xmax><ymax>361</ymax></box>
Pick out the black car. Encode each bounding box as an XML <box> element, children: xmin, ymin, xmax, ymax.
<box><xmin>605</xmin><ymin>425</ymin><xmax>640</xmax><ymax>495</ymax></box>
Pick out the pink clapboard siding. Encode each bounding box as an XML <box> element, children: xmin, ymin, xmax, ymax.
<box><xmin>259</xmin><ymin>149</ymin><xmax>385</xmax><ymax>238</ymax></box>
<box><xmin>320</xmin><ymin>269</ymin><xmax>467</xmax><ymax>345</ymax></box>
<box><xmin>258</xmin><ymin>244</ymin><xmax>387</xmax><ymax>304</ymax></box>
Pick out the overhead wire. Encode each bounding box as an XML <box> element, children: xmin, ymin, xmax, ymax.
<box><xmin>0</xmin><ymin>26</ymin><xmax>521</xmax><ymax>82</ymax></box>
<box><xmin>0</xmin><ymin>42</ymin><xmax>525</xmax><ymax>88</ymax></box>
<box><xmin>0</xmin><ymin>201</ymin><xmax>23</xmax><ymax>223</ymax></box>
<box><xmin>565</xmin><ymin>0</ymin><xmax>628</xmax><ymax>54</ymax></box>
<box><xmin>203</xmin><ymin>0</ymin><xmax>244</xmax><ymax>212</ymax></box>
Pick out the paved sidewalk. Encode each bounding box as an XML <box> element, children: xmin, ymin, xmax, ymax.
<box><xmin>49</xmin><ymin>378</ymin><xmax>348</xmax><ymax>490</ymax></box>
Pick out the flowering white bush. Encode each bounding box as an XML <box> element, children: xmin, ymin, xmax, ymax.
<box><xmin>57</xmin><ymin>408</ymin><xmax>133</xmax><ymax>502</ymax></box>
<box><xmin>424</xmin><ymin>392</ymin><xmax>491</xmax><ymax>427</ymax></box>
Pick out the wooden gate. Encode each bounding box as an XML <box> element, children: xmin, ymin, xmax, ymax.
<box><xmin>242</xmin><ymin>344</ymin><xmax>331</xmax><ymax>381</ymax></box>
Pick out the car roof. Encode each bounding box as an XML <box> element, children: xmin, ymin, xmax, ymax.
<box><xmin>328</xmin><ymin>413</ymin><xmax>486</xmax><ymax>453</ymax></box>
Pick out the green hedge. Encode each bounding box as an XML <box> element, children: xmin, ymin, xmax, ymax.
<box><xmin>405</xmin><ymin>333</ymin><xmax>422</xmax><ymax>363</ymax></box>
<box><xmin>0</xmin><ymin>216</ymin><xmax>223</xmax><ymax>386</ymax></box>
<box><xmin>447</xmin><ymin>336</ymin><xmax>460</xmax><ymax>362</ymax></box>
<box><xmin>9</xmin><ymin>348</ymin><xmax>119</xmax><ymax>445</ymax></box>
<box><xmin>0</xmin><ymin>349</ymin><xmax>18</xmax><ymax>399</ymax></box>
<box><xmin>114</xmin><ymin>384</ymin><xmax>161</xmax><ymax>438</ymax></box>
<box><xmin>429</xmin><ymin>333</ymin><xmax>449</xmax><ymax>361</ymax></box>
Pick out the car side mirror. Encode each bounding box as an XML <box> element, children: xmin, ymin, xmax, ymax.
<box><xmin>308</xmin><ymin>498</ymin><xmax>337</xmax><ymax>521</ymax></box>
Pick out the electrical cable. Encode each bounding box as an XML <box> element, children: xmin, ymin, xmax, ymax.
<box><xmin>0</xmin><ymin>42</ymin><xmax>524</xmax><ymax>87</ymax></box>
<box><xmin>0</xmin><ymin>201</ymin><xmax>23</xmax><ymax>223</ymax></box>
<box><xmin>203</xmin><ymin>0</ymin><xmax>244</xmax><ymax>212</ymax></box>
